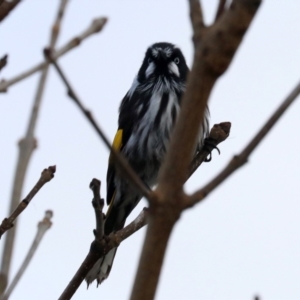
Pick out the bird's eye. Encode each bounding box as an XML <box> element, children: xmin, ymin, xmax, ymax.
<box><xmin>174</xmin><ymin>57</ymin><xmax>180</xmax><ymax>64</ymax></box>
<box><xmin>148</xmin><ymin>58</ymin><xmax>152</xmax><ymax>64</ymax></box>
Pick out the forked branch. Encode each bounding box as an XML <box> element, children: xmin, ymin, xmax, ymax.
<box><xmin>188</xmin><ymin>78</ymin><xmax>300</xmax><ymax>207</ymax></box>
<box><xmin>58</xmin><ymin>180</ymin><xmax>148</xmax><ymax>300</ymax></box>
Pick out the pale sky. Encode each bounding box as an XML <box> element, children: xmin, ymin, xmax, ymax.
<box><xmin>1</xmin><ymin>1</ymin><xmax>300</xmax><ymax>299</ymax></box>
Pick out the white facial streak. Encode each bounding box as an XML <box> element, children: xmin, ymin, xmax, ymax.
<box><xmin>146</xmin><ymin>62</ymin><xmax>155</xmax><ymax>78</ymax></box>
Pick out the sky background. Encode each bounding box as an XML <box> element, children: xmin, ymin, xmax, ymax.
<box><xmin>1</xmin><ymin>1</ymin><xmax>300</xmax><ymax>299</ymax></box>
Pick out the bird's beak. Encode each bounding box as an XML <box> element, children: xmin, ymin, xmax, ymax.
<box><xmin>157</xmin><ymin>49</ymin><xmax>168</xmax><ymax>61</ymax></box>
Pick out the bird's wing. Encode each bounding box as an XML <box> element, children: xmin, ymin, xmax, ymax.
<box><xmin>106</xmin><ymin>92</ymin><xmax>138</xmax><ymax>206</ymax></box>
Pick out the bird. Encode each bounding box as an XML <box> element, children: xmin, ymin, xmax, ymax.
<box><xmin>85</xmin><ymin>42</ymin><xmax>210</xmax><ymax>286</ymax></box>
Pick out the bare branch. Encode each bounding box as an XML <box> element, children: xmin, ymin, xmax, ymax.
<box><xmin>215</xmin><ymin>0</ymin><xmax>227</xmax><ymax>22</ymax></box>
<box><xmin>59</xmin><ymin>181</ymin><xmax>148</xmax><ymax>300</ymax></box>
<box><xmin>59</xmin><ymin>209</ymin><xmax>147</xmax><ymax>299</ymax></box>
<box><xmin>0</xmin><ymin>211</ymin><xmax>53</xmax><ymax>300</ymax></box>
<box><xmin>0</xmin><ymin>17</ymin><xmax>107</xmax><ymax>93</ymax></box>
<box><xmin>0</xmin><ymin>0</ymin><xmax>21</xmax><ymax>23</ymax></box>
<box><xmin>44</xmin><ymin>52</ymin><xmax>152</xmax><ymax>201</ymax></box>
<box><xmin>188</xmin><ymin>78</ymin><xmax>300</xmax><ymax>206</ymax></box>
<box><xmin>90</xmin><ymin>179</ymin><xmax>104</xmax><ymax>241</ymax></box>
<box><xmin>0</xmin><ymin>166</ymin><xmax>55</xmax><ymax>239</ymax></box>
<box><xmin>0</xmin><ymin>55</ymin><xmax>7</xmax><ymax>73</ymax></box>
<box><xmin>0</xmin><ymin>0</ymin><xmax>67</xmax><ymax>293</ymax></box>
<box><xmin>189</xmin><ymin>0</ymin><xmax>205</xmax><ymax>33</ymax></box>
<box><xmin>159</xmin><ymin>0</ymin><xmax>261</xmax><ymax>196</ymax></box>
<box><xmin>130</xmin><ymin>1</ymin><xmax>261</xmax><ymax>299</ymax></box>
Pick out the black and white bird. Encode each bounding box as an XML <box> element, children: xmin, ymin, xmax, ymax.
<box><xmin>86</xmin><ymin>42</ymin><xmax>210</xmax><ymax>285</ymax></box>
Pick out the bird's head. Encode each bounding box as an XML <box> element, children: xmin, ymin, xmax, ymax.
<box><xmin>137</xmin><ymin>42</ymin><xmax>188</xmax><ymax>83</ymax></box>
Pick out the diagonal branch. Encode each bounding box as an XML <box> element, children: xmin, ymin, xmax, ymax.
<box><xmin>158</xmin><ymin>0</ymin><xmax>261</xmax><ymax>196</ymax></box>
<box><xmin>0</xmin><ymin>166</ymin><xmax>55</xmax><ymax>239</ymax></box>
<box><xmin>188</xmin><ymin>78</ymin><xmax>300</xmax><ymax>207</ymax></box>
<box><xmin>0</xmin><ymin>17</ymin><xmax>107</xmax><ymax>93</ymax></box>
<box><xmin>0</xmin><ymin>210</ymin><xmax>53</xmax><ymax>300</ymax></box>
<box><xmin>58</xmin><ymin>177</ymin><xmax>148</xmax><ymax>300</ymax></box>
<box><xmin>0</xmin><ymin>0</ymin><xmax>68</xmax><ymax>294</ymax></box>
<box><xmin>0</xmin><ymin>0</ymin><xmax>21</xmax><ymax>23</ymax></box>
<box><xmin>44</xmin><ymin>51</ymin><xmax>152</xmax><ymax>200</ymax></box>
<box><xmin>130</xmin><ymin>1</ymin><xmax>261</xmax><ymax>300</ymax></box>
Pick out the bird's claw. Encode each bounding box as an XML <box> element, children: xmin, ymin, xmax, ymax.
<box><xmin>203</xmin><ymin>138</ymin><xmax>220</xmax><ymax>162</ymax></box>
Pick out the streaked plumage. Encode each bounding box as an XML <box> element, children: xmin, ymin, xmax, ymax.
<box><xmin>86</xmin><ymin>42</ymin><xmax>210</xmax><ymax>285</ymax></box>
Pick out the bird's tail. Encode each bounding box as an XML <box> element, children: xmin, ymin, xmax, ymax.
<box><xmin>86</xmin><ymin>247</ymin><xmax>118</xmax><ymax>287</ymax></box>
<box><xmin>85</xmin><ymin>200</ymin><xmax>126</xmax><ymax>286</ymax></box>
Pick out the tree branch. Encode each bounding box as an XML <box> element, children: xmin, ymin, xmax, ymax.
<box><xmin>58</xmin><ymin>120</ymin><xmax>230</xmax><ymax>298</ymax></box>
<box><xmin>188</xmin><ymin>78</ymin><xmax>300</xmax><ymax>207</ymax></box>
<box><xmin>189</xmin><ymin>0</ymin><xmax>205</xmax><ymax>32</ymax></box>
<box><xmin>215</xmin><ymin>0</ymin><xmax>227</xmax><ymax>22</ymax></box>
<box><xmin>89</xmin><ymin>179</ymin><xmax>104</xmax><ymax>241</ymax></box>
<box><xmin>44</xmin><ymin>52</ymin><xmax>152</xmax><ymax>201</ymax></box>
<box><xmin>0</xmin><ymin>166</ymin><xmax>55</xmax><ymax>239</ymax></box>
<box><xmin>0</xmin><ymin>0</ymin><xmax>67</xmax><ymax>294</ymax></box>
<box><xmin>58</xmin><ymin>179</ymin><xmax>148</xmax><ymax>300</ymax></box>
<box><xmin>0</xmin><ymin>211</ymin><xmax>53</xmax><ymax>300</ymax></box>
<box><xmin>0</xmin><ymin>0</ymin><xmax>21</xmax><ymax>23</ymax></box>
<box><xmin>0</xmin><ymin>17</ymin><xmax>107</xmax><ymax>93</ymax></box>
<box><xmin>0</xmin><ymin>55</ymin><xmax>7</xmax><ymax>74</ymax></box>
<box><xmin>130</xmin><ymin>1</ymin><xmax>261</xmax><ymax>300</ymax></box>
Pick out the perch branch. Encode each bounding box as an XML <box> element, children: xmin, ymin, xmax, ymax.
<box><xmin>0</xmin><ymin>0</ymin><xmax>67</xmax><ymax>294</ymax></box>
<box><xmin>0</xmin><ymin>17</ymin><xmax>107</xmax><ymax>93</ymax></box>
<box><xmin>0</xmin><ymin>211</ymin><xmax>53</xmax><ymax>300</ymax></box>
<box><xmin>59</xmin><ymin>121</ymin><xmax>230</xmax><ymax>298</ymax></box>
<box><xmin>58</xmin><ymin>179</ymin><xmax>147</xmax><ymax>300</ymax></box>
<box><xmin>0</xmin><ymin>166</ymin><xmax>55</xmax><ymax>239</ymax></box>
<box><xmin>44</xmin><ymin>52</ymin><xmax>151</xmax><ymax>200</ymax></box>
<box><xmin>188</xmin><ymin>78</ymin><xmax>300</xmax><ymax>206</ymax></box>
<box><xmin>188</xmin><ymin>122</ymin><xmax>231</xmax><ymax>179</ymax></box>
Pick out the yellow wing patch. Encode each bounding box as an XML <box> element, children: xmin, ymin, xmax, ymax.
<box><xmin>109</xmin><ymin>129</ymin><xmax>123</xmax><ymax>163</ymax></box>
<box><xmin>112</xmin><ymin>129</ymin><xmax>123</xmax><ymax>151</ymax></box>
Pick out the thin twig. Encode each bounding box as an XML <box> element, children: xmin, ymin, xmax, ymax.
<box><xmin>0</xmin><ymin>0</ymin><xmax>21</xmax><ymax>23</ymax></box>
<box><xmin>0</xmin><ymin>166</ymin><xmax>56</xmax><ymax>239</ymax></box>
<box><xmin>0</xmin><ymin>55</ymin><xmax>7</xmax><ymax>73</ymax></box>
<box><xmin>0</xmin><ymin>0</ymin><xmax>67</xmax><ymax>294</ymax></box>
<box><xmin>215</xmin><ymin>0</ymin><xmax>227</xmax><ymax>22</ymax></box>
<box><xmin>0</xmin><ymin>17</ymin><xmax>107</xmax><ymax>93</ymax></box>
<box><xmin>0</xmin><ymin>211</ymin><xmax>53</xmax><ymax>300</ymax></box>
<box><xmin>90</xmin><ymin>179</ymin><xmax>104</xmax><ymax>240</ymax></box>
<box><xmin>188</xmin><ymin>78</ymin><xmax>300</xmax><ymax>206</ymax></box>
<box><xmin>44</xmin><ymin>52</ymin><xmax>151</xmax><ymax>200</ymax></box>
